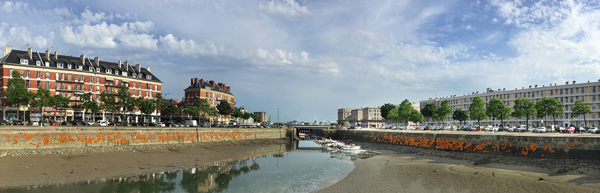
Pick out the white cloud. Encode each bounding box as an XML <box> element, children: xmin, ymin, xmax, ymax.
<box><xmin>61</xmin><ymin>21</ymin><xmax>157</xmax><ymax>49</ymax></box>
<box><xmin>1</xmin><ymin>1</ymin><xmax>27</xmax><ymax>13</ymax></box>
<box><xmin>0</xmin><ymin>25</ymin><xmax>48</xmax><ymax>48</ymax></box>
<box><xmin>158</xmin><ymin>34</ymin><xmax>221</xmax><ymax>56</ymax></box>
<box><xmin>258</xmin><ymin>0</ymin><xmax>310</xmax><ymax>16</ymax></box>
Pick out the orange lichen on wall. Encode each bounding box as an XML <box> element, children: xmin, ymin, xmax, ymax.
<box><xmin>3</xmin><ymin>130</ymin><xmax>253</xmax><ymax>148</ymax></box>
<box><xmin>368</xmin><ymin>132</ymin><xmax>585</xmax><ymax>157</ymax></box>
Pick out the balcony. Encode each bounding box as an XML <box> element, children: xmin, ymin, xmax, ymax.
<box><xmin>56</xmin><ymin>78</ymin><xmax>84</xmax><ymax>83</ymax></box>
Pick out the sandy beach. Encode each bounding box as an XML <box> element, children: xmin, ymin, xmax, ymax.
<box><xmin>0</xmin><ymin>139</ymin><xmax>288</xmax><ymax>188</ymax></box>
<box><xmin>319</xmin><ymin>142</ymin><xmax>600</xmax><ymax>193</ymax></box>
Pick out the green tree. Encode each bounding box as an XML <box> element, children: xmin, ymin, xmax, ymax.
<box><xmin>79</xmin><ymin>93</ymin><xmax>92</xmax><ymax>122</ymax></box>
<box><xmin>183</xmin><ymin>106</ymin><xmax>200</xmax><ymax>119</ymax></box>
<box><xmin>486</xmin><ymin>98</ymin><xmax>512</xmax><ymax>127</ymax></box>
<box><xmin>154</xmin><ymin>93</ymin><xmax>164</xmax><ymax>123</ymax></box>
<box><xmin>535</xmin><ymin>97</ymin><xmax>552</xmax><ymax>126</ymax></box>
<box><xmin>242</xmin><ymin>112</ymin><xmax>252</xmax><ymax>125</ymax></box>
<box><xmin>82</xmin><ymin>93</ymin><xmax>100</xmax><ymax>123</ymax></box>
<box><xmin>397</xmin><ymin>99</ymin><xmax>414</xmax><ymax>126</ymax></box>
<box><xmin>421</xmin><ymin>103</ymin><xmax>436</xmax><ymax>123</ymax></box>
<box><xmin>408</xmin><ymin>109</ymin><xmax>423</xmax><ymax>125</ymax></box>
<box><xmin>547</xmin><ymin>98</ymin><xmax>564</xmax><ymax>129</ymax></box>
<box><xmin>434</xmin><ymin>100</ymin><xmax>451</xmax><ymax>126</ymax></box>
<box><xmin>380</xmin><ymin>103</ymin><xmax>396</xmax><ymax>124</ymax></box>
<box><xmin>232</xmin><ymin>108</ymin><xmax>243</xmax><ymax>125</ymax></box>
<box><xmin>387</xmin><ymin>108</ymin><xmax>399</xmax><ymax>126</ymax></box>
<box><xmin>100</xmin><ymin>92</ymin><xmax>117</xmax><ymax>124</ymax></box>
<box><xmin>468</xmin><ymin>96</ymin><xmax>487</xmax><ymax>126</ymax></box>
<box><xmin>138</xmin><ymin>97</ymin><xmax>156</xmax><ymax>126</ymax></box>
<box><xmin>116</xmin><ymin>84</ymin><xmax>134</xmax><ymax>123</ymax></box>
<box><xmin>161</xmin><ymin>102</ymin><xmax>179</xmax><ymax>122</ymax></box>
<box><xmin>206</xmin><ymin>107</ymin><xmax>219</xmax><ymax>126</ymax></box>
<box><xmin>216</xmin><ymin>100</ymin><xmax>233</xmax><ymax>116</ymax></box>
<box><xmin>30</xmin><ymin>88</ymin><xmax>54</xmax><ymax>126</ymax></box>
<box><xmin>54</xmin><ymin>94</ymin><xmax>70</xmax><ymax>122</ymax></box>
<box><xmin>572</xmin><ymin>99</ymin><xmax>591</xmax><ymax>127</ymax></box>
<box><xmin>5</xmin><ymin>70</ymin><xmax>32</xmax><ymax>121</ymax></box>
<box><xmin>452</xmin><ymin>108</ymin><xmax>469</xmax><ymax>126</ymax></box>
<box><xmin>252</xmin><ymin>113</ymin><xmax>261</xmax><ymax>123</ymax></box>
<box><xmin>511</xmin><ymin>98</ymin><xmax>536</xmax><ymax>127</ymax></box>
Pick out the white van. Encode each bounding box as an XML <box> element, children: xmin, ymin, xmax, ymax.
<box><xmin>94</xmin><ymin>120</ymin><xmax>108</xmax><ymax>126</ymax></box>
<box><xmin>184</xmin><ymin>120</ymin><xmax>198</xmax><ymax>127</ymax></box>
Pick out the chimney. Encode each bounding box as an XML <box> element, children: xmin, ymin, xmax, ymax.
<box><xmin>175</xmin><ymin>99</ymin><xmax>179</xmax><ymax>103</ymax></box>
<box><xmin>573</xmin><ymin>80</ymin><xmax>576</xmax><ymax>84</ymax></box>
<box><xmin>3</xmin><ymin>46</ymin><xmax>10</xmax><ymax>57</ymax></box>
<box><xmin>54</xmin><ymin>51</ymin><xmax>57</xmax><ymax>60</ymax></box>
<box><xmin>226</xmin><ymin>86</ymin><xmax>230</xmax><ymax>92</ymax></box>
<box><xmin>200</xmin><ymin>79</ymin><xmax>204</xmax><ymax>84</ymax></box>
<box><xmin>80</xmin><ymin>54</ymin><xmax>85</xmax><ymax>65</ymax></box>
<box><xmin>125</xmin><ymin>60</ymin><xmax>129</xmax><ymax>70</ymax></box>
<box><xmin>182</xmin><ymin>97</ymin><xmax>185</xmax><ymax>102</ymax></box>
<box><xmin>45</xmin><ymin>49</ymin><xmax>49</xmax><ymax>61</ymax></box>
<box><xmin>218</xmin><ymin>83</ymin><xmax>224</xmax><ymax>90</ymax></box>
<box><xmin>135</xmin><ymin>63</ymin><xmax>141</xmax><ymax>72</ymax></box>
<box><xmin>209</xmin><ymin>80</ymin><xmax>215</xmax><ymax>87</ymax></box>
<box><xmin>118</xmin><ymin>60</ymin><xmax>122</xmax><ymax>68</ymax></box>
<box><xmin>529</xmin><ymin>85</ymin><xmax>532</xmax><ymax>88</ymax></box>
<box><xmin>94</xmin><ymin>56</ymin><xmax>99</xmax><ymax>66</ymax></box>
<box><xmin>503</xmin><ymin>88</ymin><xmax>505</xmax><ymax>91</ymax></box>
<box><xmin>535</xmin><ymin>85</ymin><xmax>538</xmax><ymax>88</ymax></box>
<box><xmin>190</xmin><ymin>78</ymin><xmax>194</xmax><ymax>85</ymax></box>
<box><xmin>146</xmin><ymin>67</ymin><xmax>150</xmax><ymax>72</ymax></box>
<box><xmin>27</xmin><ymin>47</ymin><xmax>32</xmax><ymax>60</ymax></box>
<box><xmin>566</xmin><ymin>81</ymin><xmax>569</xmax><ymax>85</ymax></box>
<box><xmin>194</xmin><ymin>78</ymin><xmax>199</xmax><ymax>85</ymax></box>
<box><xmin>555</xmin><ymin>83</ymin><xmax>557</xmax><ymax>86</ymax></box>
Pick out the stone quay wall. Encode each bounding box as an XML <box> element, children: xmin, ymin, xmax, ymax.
<box><xmin>336</xmin><ymin>130</ymin><xmax>600</xmax><ymax>160</ymax></box>
<box><xmin>0</xmin><ymin>127</ymin><xmax>289</xmax><ymax>150</ymax></box>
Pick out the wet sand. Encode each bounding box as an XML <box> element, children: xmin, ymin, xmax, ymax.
<box><xmin>319</xmin><ymin>149</ymin><xmax>600</xmax><ymax>193</ymax></box>
<box><xmin>0</xmin><ymin>139</ymin><xmax>288</xmax><ymax>188</ymax></box>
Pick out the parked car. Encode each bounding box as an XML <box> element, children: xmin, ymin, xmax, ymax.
<box><xmin>576</xmin><ymin>127</ymin><xmax>587</xmax><ymax>133</ymax></box>
<box><xmin>0</xmin><ymin>120</ymin><xmax>9</xmax><ymax>125</ymax></box>
<box><xmin>94</xmin><ymin>120</ymin><xmax>108</xmax><ymax>126</ymax></box>
<box><xmin>49</xmin><ymin>121</ymin><xmax>59</xmax><ymax>126</ymax></box>
<box><xmin>71</xmin><ymin>120</ymin><xmax>83</xmax><ymax>126</ymax></box>
<box><xmin>587</xmin><ymin>127</ymin><xmax>599</xmax><ymax>133</ymax></box>
<box><xmin>83</xmin><ymin>121</ymin><xmax>94</xmax><ymax>126</ymax></box>
<box><xmin>27</xmin><ymin>121</ymin><xmax>39</xmax><ymax>126</ymax></box>
<box><xmin>11</xmin><ymin>120</ymin><xmax>24</xmax><ymax>125</ymax></box>
<box><xmin>60</xmin><ymin>121</ymin><xmax>72</xmax><ymax>126</ymax></box>
<box><xmin>534</xmin><ymin>127</ymin><xmax>546</xmax><ymax>133</ymax></box>
<box><xmin>566</xmin><ymin>126</ymin><xmax>576</xmax><ymax>133</ymax></box>
<box><xmin>40</xmin><ymin>121</ymin><xmax>50</xmax><ymax>126</ymax></box>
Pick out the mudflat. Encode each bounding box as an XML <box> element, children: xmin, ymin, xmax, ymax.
<box><xmin>0</xmin><ymin>139</ymin><xmax>288</xmax><ymax>188</ymax></box>
<box><xmin>319</xmin><ymin>142</ymin><xmax>600</xmax><ymax>193</ymax></box>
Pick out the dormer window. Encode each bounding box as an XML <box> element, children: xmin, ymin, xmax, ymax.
<box><xmin>147</xmin><ymin>75</ymin><xmax>152</xmax><ymax>80</ymax></box>
<box><xmin>57</xmin><ymin>63</ymin><xmax>64</xmax><ymax>68</ymax></box>
<box><xmin>20</xmin><ymin>59</ymin><xmax>28</xmax><ymax>65</ymax></box>
<box><xmin>133</xmin><ymin>73</ymin><xmax>137</xmax><ymax>78</ymax></box>
<box><xmin>35</xmin><ymin>61</ymin><xmax>41</xmax><ymax>66</ymax></box>
<box><xmin>89</xmin><ymin>67</ymin><xmax>94</xmax><ymax>72</ymax></box>
<box><xmin>45</xmin><ymin>62</ymin><xmax>49</xmax><ymax>67</ymax></box>
<box><xmin>115</xmin><ymin>70</ymin><xmax>119</xmax><ymax>75</ymax></box>
<box><xmin>96</xmin><ymin>68</ymin><xmax>100</xmax><ymax>73</ymax></box>
<box><xmin>67</xmin><ymin>64</ymin><xmax>72</xmax><ymax>69</ymax></box>
<box><xmin>106</xmin><ymin>69</ymin><xmax>112</xmax><ymax>74</ymax></box>
<box><xmin>137</xmin><ymin>74</ymin><xmax>142</xmax><ymax>78</ymax></box>
<box><xmin>77</xmin><ymin>65</ymin><xmax>82</xmax><ymax>70</ymax></box>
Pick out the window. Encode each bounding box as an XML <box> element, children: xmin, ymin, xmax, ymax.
<box><xmin>96</xmin><ymin>85</ymin><xmax>100</xmax><ymax>92</ymax></box>
<box><xmin>133</xmin><ymin>73</ymin><xmax>137</xmax><ymax>78</ymax></box>
<box><xmin>147</xmin><ymin>75</ymin><xmax>152</xmax><ymax>80</ymax></box>
<box><xmin>550</xmin><ymin>90</ymin><xmax>553</xmax><ymax>95</ymax></box>
<box><xmin>36</xmin><ymin>72</ymin><xmax>40</xmax><ymax>79</ymax></box>
<box><xmin>20</xmin><ymin>59</ymin><xmax>28</xmax><ymax>65</ymax></box>
<box><xmin>89</xmin><ymin>76</ymin><xmax>93</xmax><ymax>83</ymax></box>
<box><xmin>560</xmin><ymin>89</ymin><xmax>563</xmax><ymax>95</ymax></box>
<box><xmin>582</xmin><ymin>87</ymin><xmax>585</xmax><ymax>94</ymax></box>
<box><xmin>107</xmin><ymin>69</ymin><xmax>111</xmax><ymax>74</ymax></box>
<box><xmin>68</xmin><ymin>64</ymin><xmax>72</xmax><ymax>69</ymax></box>
<box><xmin>77</xmin><ymin>65</ymin><xmax>83</xmax><ymax>70</ymax></box>
<box><xmin>60</xmin><ymin>73</ymin><xmax>64</xmax><ymax>80</ymax></box>
<box><xmin>35</xmin><ymin>61</ymin><xmax>41</xmax><ymax>66</ymax></box>
<box><xmin>75</xmin><ymin>84</ymin><xmax>78</xmax><ymax>90</ymax></box>
<box><xmin>26</xmin><ymin>80</ymin><xmax>30</xmax><ymax>88</ymax></box>
<box><xmin>96</xmin><ymin>68</ymin><xmax>100</xmax><ymax>73</ymax></box>
<box><xmin>57</xmin><ymin>63</ymin><xmax>63</xmax><ymax>68</ymax></box>
<box><xmin>25</xmin><ymin>70</ymin><xmax>30</xmax><ymax>78</ymax></box>
<box><xmin>80</xmin><ymin>75</ymin><xmax>83</xmax><ymax>82</ymax></box>
<box><xmin>45</xmin><ymin>81</ymin><xmax>49</xmax><ymax>89</ymax></box>
<box><xmin>89</xmin><ymin>85</ymin><xmax>92</xmax><ymax>92</ymax></box>
<box><xmin>96</xmin><ymin>77</ymin><xmax>100</xmax><ymax>83</ymax></box>
<box><xmin>75</xmin><ymin>74</ymin><xmax>78</xmax><ymax>82</ymax></box>
<box><xmin>89</xmin><ymin>67</ymin><xmax>94</xmax><ymax>72</ymax></box>
<box><xmin>36</xmin><ymin>81</ymin><xmax>40</xmax><ymax>88</ymax></box>
<box><xmin>44</xmin><ymin>72</ymin><xmax>49</xmax><ymax>80</ymax></box>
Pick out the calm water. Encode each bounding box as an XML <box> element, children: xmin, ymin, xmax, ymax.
<box><xmin>1</xmin><ymin>141</ymin><xmax>377</xmax><ymax>193</ymax></box>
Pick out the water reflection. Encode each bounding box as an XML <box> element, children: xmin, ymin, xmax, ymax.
<box><xmin>1</xmin><ymin>141</ymin><xmax>377</xmax><ymax>193</ymax></box>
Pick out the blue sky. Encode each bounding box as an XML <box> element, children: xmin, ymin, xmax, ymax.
<box><xmin>2</xmin><ymin>0</ymin><xmax>600</xmax><ymax>122</ymax></box>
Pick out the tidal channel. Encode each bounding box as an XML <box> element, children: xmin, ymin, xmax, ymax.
<box><xmin>1</xmin><ymin>140</ymin><xmax>377</xmax><ymax>193</ymax></box>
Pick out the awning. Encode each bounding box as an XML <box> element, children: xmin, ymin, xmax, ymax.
<box><xmin>105</xmin><ymin>77</ymin><xmax>114</xmax><ymax>81</ymax></box>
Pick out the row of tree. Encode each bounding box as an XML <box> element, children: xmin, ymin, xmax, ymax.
<box><xmin>421</xmin><ymin>96</ymin><xmax>592</xmax><ymax>127</ymax></box>
<box><xmin>5</xmin><ymin>70</ymin><xmax>165</xmax><ymax>125</ymax></box>
<box><xmin>380</xmin><ymin>99</ymin><xmax>425</xmax><ymax>126</ymax></box>
<box><xmin>161</xmin><ymin>95</ymin><xmax>261</xmax><ymax>126</ymax></box>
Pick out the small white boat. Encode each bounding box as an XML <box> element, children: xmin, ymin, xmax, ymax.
<box><xmin>340</xmin><ymin>144</ymin><xmax>361</xmax><ymax>150</ymax></box>
<box><xmin>299</xmin><ymin>132</ymin><xmax>306</xmax><ymax>139</ymax></box>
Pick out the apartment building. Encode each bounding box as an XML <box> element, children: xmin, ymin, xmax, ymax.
<box><xmin>0</xmin><ymin>46</ymin><xmax>162</xmax><ymax>123</ymax></box>
<box><xmin>420</xmin><ymin>80</ymin><xmax>600</xmax><ymax>127</ymax></box>
<box><xmin>183</xmin><ymin>77</ymin><xmax>235</xmax><ymax>125</ymax></box>
<box><xmin>337</xmin><ymin>107</ymin><xmax>383</xmax><ymax>128</ymax></box>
